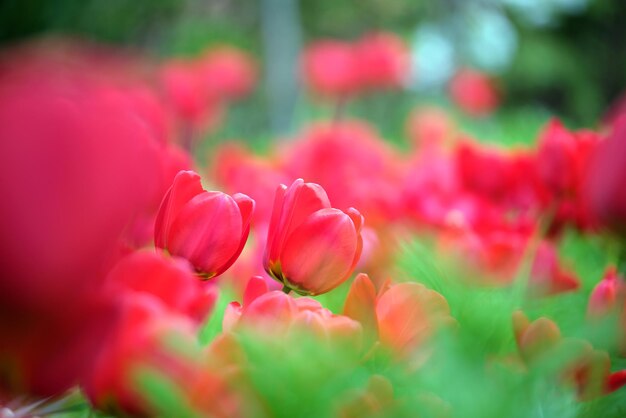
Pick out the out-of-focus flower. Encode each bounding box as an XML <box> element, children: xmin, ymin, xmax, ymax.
<box><xmin>212</xmin><ymin>142</ymin><xmax>288</xmax><ymax>224</ymax></box>
<box><xmin>436</xmin><ymin>218</ymin><xmax>532</xmax><ymax>285</ymax></box>
<box><xmin>0</xmin><ymin>49</ymin><xmax>163</xmax><ymax>397</ymax></box>
<box><xmin>536</xmin><ymin>119</ymin><xmax>600</xmax><ymax>234</ymax></box>
<box><xmin>126</xmin><ymin>143</ymin><xmax>195</xmax><ymax>249</ymax></box>
<box><xmin>154</xmin><ymin>170</ymin><xmax>254</xmax><ymax>278</ymax></box>
<box><xmin>301</xmin><ymin>32</ymin><xmax>409</xmax><ymax>98</ymax></box>
<box><xmin>537</xmin><ymin>119</ymin><xmax>582</xmax><ymax>195</ymax></box>
<box><xmin>513</xmin><ymin>311</ymin><xmax>626</xmax><ymax>401</ymax></box>
<box><xmin>264</xmin><ymin>179</ymin><xmax>363</xmax><ymax>295</ymax></box>
<box><xmin>587</xmin><ymin>266</ymin><xmax>624</xmax><ymax>318</ymax></box>
<box><xmin>355</xmin><ymin>32</ymin><xmax>409</xmax><ymax>90</ymax></box>
<box><xmin>376</xmin><ymin>282</ymin><xmax>451</xmax><ymax>358</ymax></box>
<box><xmin>512</xmin><ymin>310</ymin><xmax>562</xmax><ymax>363</ymax></box>
<box><xmin>455</xmin><ymin>139</ymin><xmax>513</xmax><ymax>202</ymax></box>
<box><xmin>448</xmin><ymin>68</ymin><xmax>500</xmax><ymax>117</ymax></box>
<box><xmin>159</xmin><ymin>60</ymin><xmax>224</xmax><ymax>135</ymax></box>
<box><xmin>224</xmin><ymin>277</ymin><xmax>362</xmax><ymax>347</ymax></box>
<box><xmin>406</xmin><ymin>106</ymin><xmax>456</xmax><ymax>152</ymax></box>
<box><xmin>197</xmin><ymin>46</ymin><xmax>257</xmax><ymax>101</ymax></box>
<box><xmin>105</xmin><ymin>250</ymin><xmax>217</xmax><ymax>323</ymax></box>
<box><xmin>344</xmin><ymin>274</ymin><xmax>452</xmax><ymax>359</ymax></box>
<box><xmin>586</xmin><ymin>267</ymin><xmax>626</xmax><ymax>356</ymax></box>
<box><xmin>0</xmin><ymin>296</ymin><xmax>120</xmax><ymax>398</ymax></box>
<box><xmin>301</xmin><ymin>40</ymin><xmax>361</xmax><ymax>98</ymax></box>
<box><xmin>584</xmin><ymin>119</ymin><xmax>626</xmax><ymax>232</ymax></box>
<box><xmin>0</xmin><ymin>66</ymin><xmax>161</xmax><ymax>314</ymax></box>
<box><xmin>83</xmin><ymin>296</ymin><xmax>239</xmax><ymax>417</ymax></box>
<box><xmin>529</xmin><ymin>241</ymin><xmax>580</xmax><ymax>297</ymax></box>
<box><xmin>280</xmin><ymin>121</ymin><xmax>405</xmax><ymax>226</ymax></box>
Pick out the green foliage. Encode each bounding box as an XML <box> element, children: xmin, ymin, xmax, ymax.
<box><xmin>135</xmin><ymin>368</ymin><xmax>199</xmax><ymax>418</ymax></box>
<box><xmin>199</xmin><ymin>285</ymin><xmax>235</xmax><ymax>345</ymax></box>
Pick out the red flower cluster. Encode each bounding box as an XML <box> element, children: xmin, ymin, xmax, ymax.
<box><xmin>301</xmin><ymin>32</ymin><xmax>409</xmax><ymax>98</ymax></box>
<box><xmin>3</xmin><ymin>35</ymin><xmax>626</xmax><ymax>418</ymax></box>
<box><xmin>159</xmin><ymin>45</ymin><xmax>257</xmax><ymax>144</ymax></box>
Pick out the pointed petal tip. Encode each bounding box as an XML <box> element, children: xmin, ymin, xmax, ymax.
<box><xmin>346</xmin><ymin>207</ymin><xmax>364</xmax><ymax>231</ymax></box>
<box><xmin>233</xmin><ymin>192</ymin><xmax>255</xmax><ymax>223</ymax></box>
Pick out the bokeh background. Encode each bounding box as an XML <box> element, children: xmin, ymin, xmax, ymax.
<box><xmin>2</xmin><ymin>0</ymin><xmax>624</xmax><ymax>148</ymax></box>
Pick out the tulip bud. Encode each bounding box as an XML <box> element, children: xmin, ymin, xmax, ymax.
<box><xmin>264</xmin><ymin>179</ymin><xmax>363</xmax><ymax>295</ymax></box>
<box><xmin>588</xmin><ymin>266</ymin><xmax>624</xmax><ymax>318</ymax></box>
<box><xmin>155</xmin><ymin>170</ymin><xmax>254</xmax><ymax>278</ymax></box>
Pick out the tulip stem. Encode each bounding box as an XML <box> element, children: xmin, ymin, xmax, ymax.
<box><xmin>281</xmin><ymin>284</ymin><xmax>292</xmax><ymax>295</ymax></box>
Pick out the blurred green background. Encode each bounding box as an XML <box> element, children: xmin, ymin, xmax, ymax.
<box><xmin>2</xmin><ymin>0</ymin><xmax>625</xmax><ymax>145</ymax></box>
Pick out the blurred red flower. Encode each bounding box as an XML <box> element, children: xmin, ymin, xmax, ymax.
<box><xmin>449</xmin><ymin>68</ymin><xmax>500</xmax><ymax>117</ymax></box>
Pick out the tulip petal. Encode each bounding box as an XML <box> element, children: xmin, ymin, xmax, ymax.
<box><xmin>280</xmin><ymin>208</ymin><xmax>359</xmax><ymax>295</ymax></box>
<box><xmin>106</xmin><ymin>250</ymin><xmax>197</xmax><ymax>313</ymax></box>
<box><xmin>233</xmin><ymin>193</ymin><xmax>255</xmax><ymax>227</ymax></box>
<box><xmin>216</xmin><ymin>193</ymin><xmax>255</xmax><ymax>277</ymax></box>
<box><xmin>264</xmin><ymin>183</ymin><xmax>287</xmax><ymax>270</ymax></box>
<box><xmin>243</xmin><ymin>276</ymin><xmax>269</xmax><ymax>307</ymax></box>
<box><xmin>168</xmin><ymin>192</ymin><xmax>243</xmax><ymax>276</ymax></box>
<box><xmin>376</xmin><ymin>283</ymin><xmax>449</xmax><ymax>355</ymax></box>
<box><xmin>270</xmin><ymin>179</ymin><xmax>331</xmax><ymax>261</ymax></box>
<box><xmin>241</xmin><ymin>291</ymin><xmax>298</xmax><ymax>333</ymax></box>
<box><xmin>343</xmin><ymin>273</ymin><xmax>378</xmax><ymax>344</ymax></box>
<box><xmin>346</xmin><ymin>207</ymin><xmax>364</xmax><ymax>232</ymax></box>
<box><xmin>155</xmin><ymin>170</ymin><xmax>204</xmax><ymax>249</ymax></box>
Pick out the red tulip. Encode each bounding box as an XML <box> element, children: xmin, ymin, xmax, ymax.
<box><xmin>455</xmin><ymin>139</ymin><xmax>513</xmax><ymax>202</ymax></box>
<box><xmin>355</xmin><ymin>32</ymin><xmax>410</xmax><ymax>90</ymax></box>
<box><xmin>301</xmin><ymin>40</ymin><xmax>361</xmax><ymax>98</ymax></box>
<box><xmin>197</xmin><ymin>46</ymin><xmax>257</xmax><ymax>101</ymax></box>
<box><xmin>105</xmin><ymin>250</ymin><xmax>217</xmax><ymax>322</ymax></box>
<box><xmin>279</xmin><ymin>121</ymin><xmax>405</xmax><ymax>226</ymax></box>
<box><xmin>0</xmin><ymin>50</ymin><xmax>163</xmax><ymax>397</ymax></box>
<box><xmin>82</xmin><ymin>295</ymin><xmax>214</xmax><ymax>416</ymax></box>
<box><xmin>264</xmin><ymin>179</ymin><xmax>364</xmax><ymax>295</ymax></box>
<box><xmin>155</xmin><ymin>170</ymin><xmax>254</xmax><ymax>278</ymax></box>
<box><xmin>449</xmin><ymin>68</ymin><xmax>500</xmax><ymax>117</ymax></box>
<box><xmin>159</xmin><ymin>61</ymin><xmax>224</xmax><ymax>134</ymax></box>
<box><xmin>212</xmin><ymin>142</ymin><xmax>288</xmax><ymax>224</ymax></box>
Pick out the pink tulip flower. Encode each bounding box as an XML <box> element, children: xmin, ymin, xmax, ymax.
<box><xmin>155</xmin><ymin>170</ymin><xmax>254</xmax><ymax>278</ymax></box>
<box><xmin>264</xmin><ymin>179</ymin><xmax>364</xmax><ymax>295</ymax></box>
